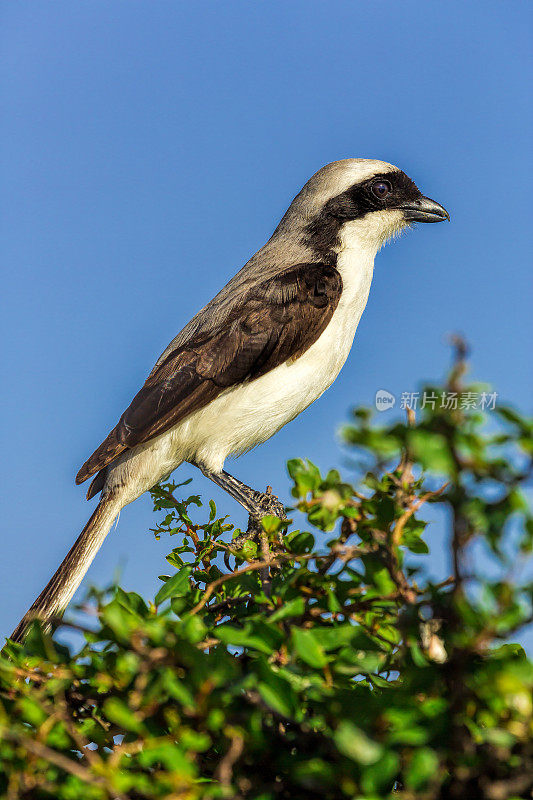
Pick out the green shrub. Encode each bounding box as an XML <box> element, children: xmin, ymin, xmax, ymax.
<box><xmin>1</xmin><ymin>346</ymin><xmax>532</xmax><ymax>799</ymax></box>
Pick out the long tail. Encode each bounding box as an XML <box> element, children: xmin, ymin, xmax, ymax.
<box><xmin>9</xmin><ymin>493</ymin><xmax>121</xmax><ymax>644</ymax></box>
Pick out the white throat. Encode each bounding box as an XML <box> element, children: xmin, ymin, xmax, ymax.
<box><xmin>333</xmin><ymin>221</ymin><xmax>377</xmax><ymax>339</ymax></box>
<box><xmin>337</xmin><ymin>208</ymin><xmax>407</xmax><ymax>260</ymax></box>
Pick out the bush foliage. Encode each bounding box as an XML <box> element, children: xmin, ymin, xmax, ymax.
<box><xmin>1</xmin><ymin>347</ymin><xmax>532</xmax><ymax>800</ymax></box>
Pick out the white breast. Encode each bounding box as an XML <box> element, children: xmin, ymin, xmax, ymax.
<box><xmin>108</xmin><ymin>226</ymin><xmax>377</xmax><ymax>500</ymax></box>
<box><xmin>175</xmin><ymin>227</ymin><xmax>376</xmax><ymax>466</ymax></box>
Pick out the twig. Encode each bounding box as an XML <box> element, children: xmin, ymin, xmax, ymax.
<box><xmin>258</xmin><ymin>488</ymin><xmax>274</xmax><ymax>597</ymax></box>
<box><xmin>188</xmin><ymin>546</ymin><xmax>371</xmax><ymax>616</ymax></box>
<box><xmin>215</xmin><ymin>730</ymin><xmax>244</xmax><ymax>786</ymax></box>
<box><xmin>0</xmin><ymin>727</ymin><xmax>128</xmax><ymax>796</ymax></box>
<box><xmin>188</xmin><ymin>556</ymin><xmax>282</xmax><ymax>615</ymax></box>
<box><xmin>152</xmin><ymin>484</ymin><xmax>181</xmax><ymax>510</ymax></box>
<box><xmin>392</xmin><ymin>482</ymin><xmax>449</xmax><ymax>547</ymax></box>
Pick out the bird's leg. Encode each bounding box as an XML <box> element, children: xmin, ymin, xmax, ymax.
<box><xmin>197</xmin><ymin>467</ymin><xmax>286</xmax><ymax>519</ymax></box>
<box><xmin>196</xmin><ymin>466</ymin><xmax>286</xmax><ymax>547</ymax></box>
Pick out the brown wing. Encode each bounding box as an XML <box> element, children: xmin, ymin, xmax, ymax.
<box><xmin>76</xmin><ymin>262</ymin><xmax>342</xmax><ymax>489</ymax></box>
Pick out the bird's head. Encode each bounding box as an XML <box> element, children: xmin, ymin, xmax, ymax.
<box><xmin>276</xmin><ymin>158</ymin><xmax>449</xmax><ymax>258</ymax></box>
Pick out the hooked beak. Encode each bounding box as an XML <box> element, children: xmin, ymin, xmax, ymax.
<box><xmin>401</xmin><ymin>195</ymin><xmax>450</xmax><ymax>223</ymax></box>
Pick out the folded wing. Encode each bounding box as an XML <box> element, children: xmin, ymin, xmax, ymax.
<box><xmin>76</xmin><ymin>262</ymin><xmax>342</xmax><ymax>490</ymax></box>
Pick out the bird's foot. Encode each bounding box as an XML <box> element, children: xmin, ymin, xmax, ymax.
<box><xmin>248</xmin><ymin>486</ymin><xmax>286</xmax><ymax>522</ymax></box>
<box><xmin>229</xmin><ymin>487</ymin><xmax>286</xmax><ymax>597</ymax></box>
<box><xmin>231</xmin><ymin>486</ymin><xmax>286</xmax><ymax>550</ymax></box>
<box><xmin>195</xmin><ymin>465</ymin><xmax>287</xmax><ymax>557</ymax></box>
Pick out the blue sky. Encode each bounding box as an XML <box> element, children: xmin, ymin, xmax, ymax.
<box><xmin>1</xmin><ymin>1</ymin><xmax>532</xmax><ymax>644</ymax></box>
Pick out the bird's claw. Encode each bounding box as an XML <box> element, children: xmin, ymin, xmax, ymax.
<box><xmin>230</xmin><ymin>487</ymin><xmax>286</xmax><ymax>550</ymax></box>
<box><xmin>249</xmin><ymin>489</ymin><xmax>286</xmax><ymax>522</ymax></box>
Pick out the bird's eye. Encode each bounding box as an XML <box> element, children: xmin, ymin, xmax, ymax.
<box><xmin>372</xmin><ymin>180</ymin><xmax>392</xmax><ymax>199</ymax></box>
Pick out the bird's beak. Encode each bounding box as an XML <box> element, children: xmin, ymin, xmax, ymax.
<box><xmin>401</xmin><ymin>196</ymin><xmax>450</xmax><ymax>223</ymax></box>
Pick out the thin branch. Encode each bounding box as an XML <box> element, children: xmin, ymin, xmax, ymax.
<box><xmin>392</xmin><ymin>482</ymin><xmax>449</xmax><ymax>547</ymax></box>
<box><xmin>215</xmin><ymin>731</ymin><xmax>244</xmax><ymax>786</ymax></box>
<box><xmin>188</xmin><ymin>556</ymin><xmax>283</xmax><ymax>615</ymax></box>
<box><xmin>188</xmin><ymin>546</ymin><xmax>371</xmax><ymax>616</ymax></box>
<box><xmin>0</xmin><ymin>727</ymin><xmax>128</xmax><ymax>797</ymax></box>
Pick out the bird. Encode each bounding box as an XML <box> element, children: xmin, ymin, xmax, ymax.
<box><xmin>10</xmin><ymin>158</ymin><xmax>448</xmax><ymax>643</ymax></box>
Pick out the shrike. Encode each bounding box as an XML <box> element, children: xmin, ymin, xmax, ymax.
<box><xmin>10</xmin><ymin>158</ymin><xmax>448</xmax><ymax>642</ymax></box>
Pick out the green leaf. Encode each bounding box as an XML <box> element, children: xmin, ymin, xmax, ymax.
<box><xmin>405</xmin><ymin>747</ymin><xmax>439</xmax><ymax>790</ymax></box>
<box><xmin>256</xmin><ymin>660</ymin><xmax>299</xmax><ymax>719</ymax></box>
<box><xmin>407</xmin><ymin>429</ymin><xmax>455</xmax><ymax>475</ymax></box>
<box><xmin>161</xmin><ymin>670</ymin><xmax>195</xmax><ymax>707</ymax></box>
<box><xmin>261</xmin><ymin>515</ymin><xmax>283</xmax><ymax>534</ymax></box>
<box><xmin>313</xmin><ymin>624</ymin><xmax>359</xmax><ymax>650</ymax></box>
<box><xmin>269</xmin><ymin>597</ymin><xmax>305</xmax><ymax>621</ymax></box>
<box><xmin>101</xmin><ymin>599</ymin><xmax>136</xmax><ymax>639</ymax></box>
<box><xmin>115</xmin><ymin>587</ymin><xmax>148</xmax><ymax>617</ymax></box>
<box><xmin>155</xmin><ymin>566</ymin><xmax>192</xmax><ymax>605</ymax></box>
<box><xmin>334</xmin><ymin>721</ymin><xmax>382</xmax><ymax>764</ymax></box>
<box><xmin>363</xmin><ymin>556</ymin><xmax>396</xmax><ymax>595</ymax></box>
<box><xmin>18</xmin><ymin>698</ymin><xmax>47</xmax><ymax>727</ymax></box>
<box><xmin>285</xmin><ymin>531</ymin><xmax>315</xmax><ymax>554</ymax></box>
<box><xmin>180</xmin><ymin>615</ymin><xmax>207</xmax><ymax>643</ymax></box>
<box><xmin>292</xmin><ymin>628</ymin><xmax>328</xmax><ymax>668</ymax></box>
<box><xmin>217</xmin><ymin>621</ymin><xmax>282</xmax><ymax>654</ymax></box>
<box><xmin>103</xmin><ymin>697</ymin><xmax>145</xmax><ymax>733</ymax></box>
<box><xmin>360</xmin><ymin>750</ymin><xmax>400</xmax><ymax>793</ymax></box>
<box><xmin>496</xmin><ymin>405</ymin><xmax>532</xmax><ymax>434</ymax></box>
<box><xmin>138</xmin><ymin>741</ymin><xmax>195</xmax><ymax>773</ymax></box>
<box><xmin>326</xmin><ymin>587</ymin><xmax>341</xmax><ymax>613</ymax></box>
<box><xmin>401</xmin><ymin>529</ymin><xmax>430</xmax><ymax>554</ymax></box>
<box><xmin>240</xmin><ymin>539</ymin><xmax>258</xmax><ymax>560</ymax></box>
<box><xmin>288</xmin><ymin>458</ymin><xmax>322</xmax><ymax>497</ymax></box>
